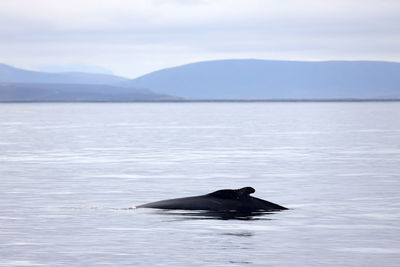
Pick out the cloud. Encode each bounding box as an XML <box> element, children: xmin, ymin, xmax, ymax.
<box><xmin>0</xmin><ymin>0</ymin><xmax>399</xmax><ymax>77</ymax></box>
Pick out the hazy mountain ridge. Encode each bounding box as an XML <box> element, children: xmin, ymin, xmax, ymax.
<box><xmin>0</xmin><ymin>63</ymin><xmax>129</xmax><ymax>85</ymax></box>
<box><xmin>0</xmin><ymin>63</ymin><xmax>178</xmax><ymax>101</ymax></box>
<box><xmin>1</xmin><ymin>60</ymin><xmax>400</xmax><ymax>101</ymax></box>
<box><xmin>121</xmin><ymin>59</ymin><xmax>400</xmax><ymax>99</ymax></box>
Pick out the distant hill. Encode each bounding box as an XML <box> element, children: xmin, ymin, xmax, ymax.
<box><xmin>121</xmin><ymin>59</ymin><xmax>400</xmax><ymax>99</ymax></box>
<box><xmin>0</xmin><ymin>63</ymin><xmax>128</xmax><ymax>85</ymax></box>
<box><xmin>0</xmin><ymin>83</ymin><xmax>176</xmax><ymax>102</ymax></box>
<box><xmin>0</xmin><ymin>63</ymin><xmax>179</xmax><ymax>101</ymax></box>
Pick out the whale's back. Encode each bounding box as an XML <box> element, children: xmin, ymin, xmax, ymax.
<box><xmin>137</xmin><ymin>187</ymin><xmax>287</xmax><ymax>212</ymax></box>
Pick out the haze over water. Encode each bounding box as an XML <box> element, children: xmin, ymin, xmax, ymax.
<box><xmin>1</xmin><ymin>102</ymin><xmax>400</xmax><ymax>266</ymax></box>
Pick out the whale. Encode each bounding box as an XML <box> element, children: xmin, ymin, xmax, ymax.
<box><xmin>137</xmin><ymin>187</ymin><xmax>287</xmax><ymax>212</ymax></box>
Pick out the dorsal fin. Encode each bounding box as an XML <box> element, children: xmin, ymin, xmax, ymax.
<box><xmin>208</xmin><ymin>187</ymin><xmax>255</xmax><ymax>199</ymax></box>
<box><xmin>237</xmin><ymin>187</ymin><xmax>255</xmax><ymax>196</ymax></box>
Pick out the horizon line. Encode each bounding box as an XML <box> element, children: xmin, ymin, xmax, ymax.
<box><xmin>1</xmin><ymin>98</ymin><xmax>400</xmax><ymax>104</ymax></box>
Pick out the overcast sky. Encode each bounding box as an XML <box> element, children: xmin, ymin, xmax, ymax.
<box><xmin>1</xmin><ymin>0</ymin><xmax>399</xmax><ymax>78</ymax></box>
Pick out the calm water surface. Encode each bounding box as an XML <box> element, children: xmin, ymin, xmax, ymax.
<box><xmin>0</xmin><ymin>103</ymin><xmax>400</xmax><ymax>266</ymax></box>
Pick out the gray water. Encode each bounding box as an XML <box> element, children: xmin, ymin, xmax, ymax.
<box><xmin>1</xmin><ymin>102</ymin><xmax>400</xmax><ymax>266</ymax></box>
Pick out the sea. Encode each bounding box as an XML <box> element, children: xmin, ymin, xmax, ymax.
<box><xmin>0</xmin><ymin>102</ymin><xmax>399</xmax><ymax>266</ymax></box>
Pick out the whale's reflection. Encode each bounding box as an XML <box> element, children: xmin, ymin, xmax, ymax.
<box><xmin>153</xmin><ymin>209</ymin><xmax>282</xmax><ymax>220</ymax></box>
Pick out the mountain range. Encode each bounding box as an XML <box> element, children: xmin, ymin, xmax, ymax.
<box><xmin>0</xmin><ymin>63</ymin><xmax>128</xmax><ymax>85</ymax></box>
<box><xmin>1</xmin><ymin>59</ymin><xmax>400</xmax><ymax>101</ymax></box>
<box><xmin>0</xmin><ymin>63</ymin><xmax>174</xmax><ymax>101</ymax></box>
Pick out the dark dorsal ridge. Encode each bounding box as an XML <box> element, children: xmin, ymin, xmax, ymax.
<box><xmin>237</xmin><ymin>187</ymin><xmax>255</xmax><ymax>196</ymax></box>
<box><xmin>208</xmin><ymin>187</ymin><xmax>256</xmax><ymax>200</ymax></box>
